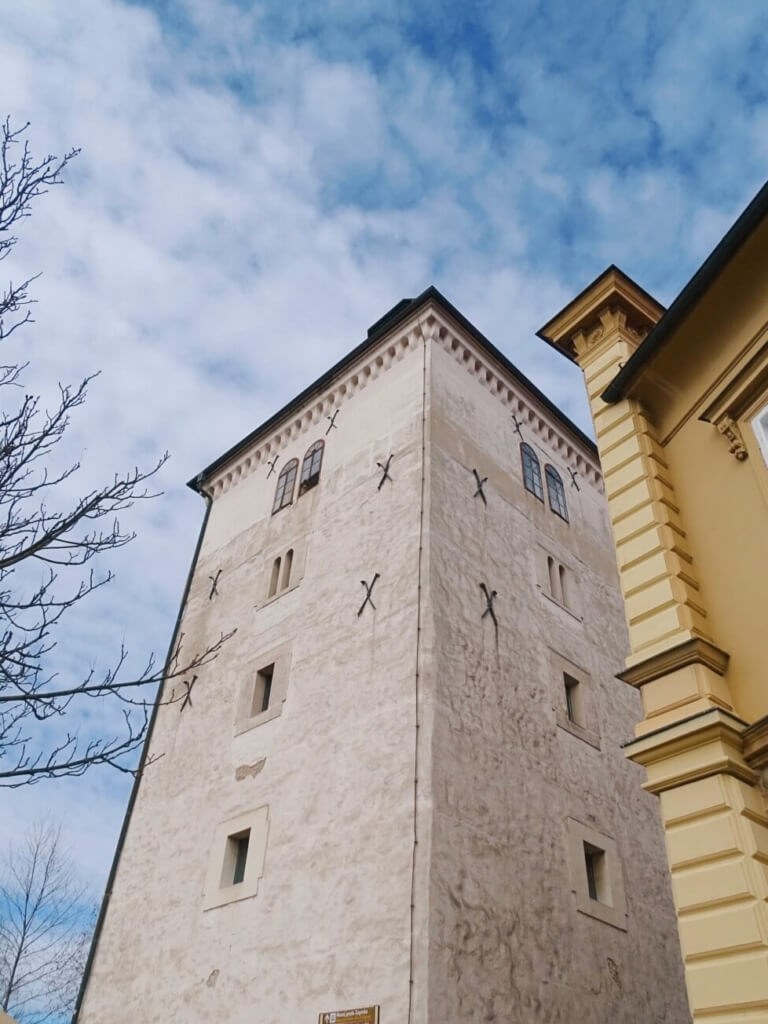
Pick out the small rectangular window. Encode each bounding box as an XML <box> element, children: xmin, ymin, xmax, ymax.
<box><xmin>252</xmin><ymin>665</ymin><xmax>274</xmax><ymax>715</ymax></box>
<box><xmin>232</xmin><ymin>832</ymin><xmax>250</xmax><ymax>885</ymax></box>
<box><xmin>584</xmin><ymin>842</ymin><xmax>611</xmax><ymax>906</ymax></box>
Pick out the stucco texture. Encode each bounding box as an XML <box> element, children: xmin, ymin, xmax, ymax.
<box><xmin>78</xmin><ymin>309</ymin><xmax>689</xmax><ymax>1023</ymax></box>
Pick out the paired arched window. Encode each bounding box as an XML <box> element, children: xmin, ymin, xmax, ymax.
<box><xmin>521</xmin><ymin>443</ymin><xmax>543</xmax><ymax>501</ymax></box>
<box><xmin>545</xmin><ymin>465</ymin><xmax>568</xmax><ymax>521</ymax></box>
<box><xmin>299</xmin><ymin>440</ymin><xmax>324</xmax><ymax>495</ymax></box>
<box><xmin>272</xmin><ymin>440</ymin><xmax>325</xmax><ymax>514</ymax></box>
<box><xmin>272</xmin><ymin>459</ymin><xmax>298</xmax><ymax>514</ymax></box>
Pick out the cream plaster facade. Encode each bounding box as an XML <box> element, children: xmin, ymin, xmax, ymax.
<box><xmin>77</xmin><ymin>291</ymin><xmax>688</xmax><ymax>1023</ymax></box>
<box><xmin>538</xmin><ymin>181</ymin><xmax>768</xmax><ymax>1022</ymax></box>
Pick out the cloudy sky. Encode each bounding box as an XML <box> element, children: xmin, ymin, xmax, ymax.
<box><xmin>1</xmin><ymin>0</ymin><xmax>767</xmax><ymax>892</ymax></box>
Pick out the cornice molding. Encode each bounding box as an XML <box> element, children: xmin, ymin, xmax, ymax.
<box><xmin>538</xmin><ymin>267</ymin><xmax>665</xmax><ymax>362</ymax></box>
<box><xmin>623</xmin><ymin>708</ymin><xmax>755</xmax><ymax>794</ymax></box>
<box><xmin>207</xmin><ymin>304</ymin><xmax>604</xmax><ymax>498</ymax></box>
<box><xmin>617</xmin><ymin>637</ymin><xmax>730</xmax><ymax>688</ymax></box>
<box><xmin>429</xmin><ymin>307</ymin><xmax>603</xmax><ymax>490</ymax></box>
<box><xmin>208</xmin><ymin>326</ymin><xmax>422</xmax><ymax>497</ymax></box>
<box><xmin>743</xmin><ymin>714</ymin><xmax>768</xmax><ymax>772</ymax></box>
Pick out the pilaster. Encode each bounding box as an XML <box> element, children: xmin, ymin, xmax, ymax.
<box><xmin>539</xmin><ymin>267</ymin><xmax>768</xmax><ymax>1021</ymax></box>
<box><xmin>539</xmin><ymin>270</ymin><xmax>727</xmax><ymax>720</ymax></box>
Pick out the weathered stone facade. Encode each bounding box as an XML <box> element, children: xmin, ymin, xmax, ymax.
<box><xmin>77</xmin><ymin>290</ymin><xmax>689</xmax><ymax>1023</ymax></box>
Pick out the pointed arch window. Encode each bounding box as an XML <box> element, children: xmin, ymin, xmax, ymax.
<box><xmin>521</xmin><ymin>443</ymin><xmax>543</xmax><ymax>501</ymax></box>
<box><xmin>300</xmin><ymin>440</ymin><xmax>324</xmax><ymax>495</ymax></box>
<box><xmin>546</xmin><ymin>465</ymin><xmax>568</xmax><ymax>522</ymax></box>
<box><xmin>272</xmin><ymin>459</ymin><xmax>298</xmax><ymax>514</ymax></box>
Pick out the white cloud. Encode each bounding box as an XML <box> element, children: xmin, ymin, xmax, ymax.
<box><xmin>0</xmin><ymin>0</ymin><xmax>767</xmax><ymax>889</ymax></box>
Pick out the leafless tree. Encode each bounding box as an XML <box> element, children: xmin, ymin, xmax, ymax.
<box><xmin>0</xmin><ymin>118</ymin><xmax>232</xmax><ymax>785</ymax></box>
<box><xmin>0</xmin><ymin>819</ymin><xmax>95</xmax><ymax>1023</ymax></box>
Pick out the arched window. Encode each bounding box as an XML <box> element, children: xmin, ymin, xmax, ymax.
<box><xmin>268</xmin><ymin>556</ymin><xmax>281</xmax><ymax>598</ymax></box>
<box><xmin>282</xmin><ymin>549</ymin><xmax>294</xmax><ymax>590</ymax></box>
<box><xmin>300</xmin><ymin>440</ymin><xmax>324</xmax><ymax>495</ymax></box>
<box><xmin>545</xmin><ymin>465</ymin><xmax>568</xmax><ymax>522</ymax></box>
<box><xmin>272</xmin><ymin>459</ymin><xmax>297</xmax><ymax>514</ymax></box>
<box><xmin>521</xmin><ymin>443</ymin><xmax>543</xmax><ymax>500</ymax></box>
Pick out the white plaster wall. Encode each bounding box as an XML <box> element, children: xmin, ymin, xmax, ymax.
<box><xmin>79</xmin><ymin>306</ymin><xmax>690</xmax><ymax>1024</ymax></box>
<box><xmin>425</xmin><ymin>339</ymin><xmax>690</xmax><ymax>1023</ymax></box>
<box><xmin>79</xmin><ymin>335</ymin><xmax>429</xmax><ymax>1024</ymax></box>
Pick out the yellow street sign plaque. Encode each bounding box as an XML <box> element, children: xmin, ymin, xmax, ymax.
<box><xmin>318</xmin><ymin>1007</ymin><xmax>379</xmax><ymax>1024</ymax></box>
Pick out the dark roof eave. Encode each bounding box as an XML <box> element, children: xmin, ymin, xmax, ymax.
<box><xmin>189</xmin><ymin>285</ymin><xmax>597</xmax><ymax>493</ymax></box>
<box><xmin>601</xmin><ymin>177</ymin><xmax>768</xmax><ymax>404</ymax></box>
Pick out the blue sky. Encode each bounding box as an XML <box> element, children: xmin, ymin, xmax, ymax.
<box><xmin>1</xmin><ymin>0</ymin><xmax>767</xmax><ymax>893</ymax></box>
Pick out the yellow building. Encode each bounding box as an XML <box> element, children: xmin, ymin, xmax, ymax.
<box><xmin>539</xmin><ymin>180</ymin><xmax>768</xmax><ymax>1022</ymax></box>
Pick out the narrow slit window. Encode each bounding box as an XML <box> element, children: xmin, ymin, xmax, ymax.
<box><xmin>232</xmin><ymin>831</ymin><xmax>250</xmax><ymax>885</ymax></box>
<box><xmin>272</xmin><ymin>459</ymin><xmax>298</xmax><ymax>514</ymax></box>
<box><xmin>559</xmin><ymin>564</ymin><xmax>568</xmax><ymax>608</ymax></box>
<box><xmin>545</xmin><ymin>465</ymin><xmax>568</xmax><ymax>521</ymax></box>
<box><xmin>253</xmin><ymin>664</ymin><xmax>274</xmax><ymax>715</ymax></box>
<box><xmin>564</xmin><ymin>673</ymin><xmax>580</xmax><ymax>724</ymax></box>
<box><xmin>521</xmin><ymin>443</ymin><xmax>543</xmax><ymax>500</ymax></box>
<box><xmin>282</xmin><ymin>549</ymin><xmax>293</xmax><ymax>590</ymax></box>
<box><xmin>547</xmin><ymin>556</ymin><xmax>558</xmax><ymax>600</ymax></box>
<box><xmin>269</xmin><ymin>556</ymin><xmax>281</xmax><ymax>598</ymax></box>
<box><xmin>299</xmin><ymin>440</ymin><xmax>324</xmax><ymax>495</ymax></box>
<box><xmin>584</xmin><ymin>842</ymin><xmax>611</xmax><ymax>905</ymax></box>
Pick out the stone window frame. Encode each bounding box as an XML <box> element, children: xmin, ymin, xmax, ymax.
<box><xmin>565</xmin><ymin>817</ymin><xmax>627</xmax><ymax>931</ymax></box>
<box><xmin>544</xmin><ymin>463</ymin><xmax>569</xmax><ymax>522</ymax></box>
<box><xmin>235</xmin><ymin>642</ymin><xmax>292</xmax><ymax>736</ymax></box>
<box><xmin>535</xmin><ymin>544</ymin><xmax>582</xmax><ymax>619</ymax></box>
<box><xmin>549</xmin><ymin>649</ymin><xmax>600</xmax><ymax>749</ymax></box>
<box><xmin>299</xmin><ymin>438</ymin><xmax>324</xmax><ymax>495</ymax></box>
<box><xmin>203</xmin><ymin>805</ymin><xmax>269</xmax><ymax>911</ymax></box>
<box><xmin>272</xmin><ymin>458</ymin><xmax>298</xmax><ymax>514</ymax></box>
<box><xmin>261</xmin><ymin>539</ymin><xmax>306</xmax><ymax>606</ymax></box>
<box><xmin>521</xmin><ymin>441</ymin><xmax>544</xmax><ymax>501</ymax></box>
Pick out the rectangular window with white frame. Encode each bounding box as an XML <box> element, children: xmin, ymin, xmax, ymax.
<box><xmin>549</xmin><ymin>649</ymin><xmax>600</xmax><ymax>749</ymax></box>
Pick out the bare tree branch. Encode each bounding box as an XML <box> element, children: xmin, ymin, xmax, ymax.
<box><xmin>0</xmin><ymin>819</ymin><xmax>96</xmax><ymax>1023</ymax></box>
<box><xmin>0</xmin><ymin>119</ymin><xmax>233</xmax><ymax>786</ymax></box>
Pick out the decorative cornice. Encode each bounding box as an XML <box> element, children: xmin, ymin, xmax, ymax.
<box><xmin>429</xmin><ymin>309</ymin><xmax>603</xmax><ymax>490</ymax></box>
<box><xmin>617</xmin><ymin>637</ymin><xmax>730</xmax><ymax>688</ymax></box>
<box><xmin>207</xmin><ymin>304</ymin><xmax>604</xmax><ymax>498</ymax></box>
<box><xmin>743</xmin><ymin>714</ymin><xmax>768</xmax><ymax>772</ymax></box>
<box><xmin>538</xmin><ymin>267</ymin><xmax>665</xmax><ymax>362</ymax></box>
<box><xmin>208</xmin><ymin>326</ymin><xmax>421</xmax><ymax>496</ymax></box>
<box><xmin>623</xmin><ymin>708</ymin><xmax>755</xmax><ymax>794</ymax></box>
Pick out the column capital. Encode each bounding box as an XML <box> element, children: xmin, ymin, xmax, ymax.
<box><xmin>537</xmin><ymin>265</ymin><xmax>665</xmax><ymax>368</ymax></box>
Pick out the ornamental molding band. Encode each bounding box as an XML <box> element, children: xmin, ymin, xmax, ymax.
<box><xmin>696</xmin><ymin>326</ymin><xmax>768</xmax><ymax>456</ymax></box>
<box><xmin>743</xmin><ymin>714</ymin><xmax>768</xmax><ymax>773</ymax></box>
<box><xmin>429</xmin><ymin>308</ymin><xmax>603</xmax><ymax>489</ymax></box>
<box><xmin>624</xmin><ymin>708</ymin><xmax>755</xmax><ymax>794</ymax></box>
<box><xmin>537</xmin><ymin>266</ymin><xmax>665</xmax><ymax>362</ymax></box>
<box><xmin>617</xmin><ymin>637</ymin><xmax>730</xmax><ymax>688</ymax></box>
<box><xmin>207</xmin><ymin>304</ymin><xmax>603</xmax><ymax>498</ymax></box>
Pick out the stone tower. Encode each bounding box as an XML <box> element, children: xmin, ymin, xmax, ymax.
<box><xmin>76</xmin><ymin>288</ymin><xmax>689</xmax><ymax>1023</ymax></box>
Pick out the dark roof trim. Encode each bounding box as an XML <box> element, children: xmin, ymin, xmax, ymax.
<box><xmin>189</xmin><ymin>286</ymin><xmax>596</xmax><ymax>492</ymax></box>
<box><xmin>602</xmin><ymin>177</ymin><xmax>768</xmax><ymax>404</ymax></box>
